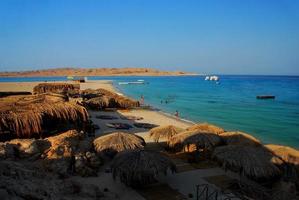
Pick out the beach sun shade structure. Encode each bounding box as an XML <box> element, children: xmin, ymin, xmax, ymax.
<box><xmin>168</xmin><ymin>130</ymin><xmax>198</xmax><ymax>150</ymax></box>
<box><xmin>265</xmin><ymin>144</ymin><xmax>299</xmax><ymax>166</ymax></box>
<box><xmin>220</xmin><ymin>131</ymin><xmax>261</xmax><ymax>146</ymax></box>
<box><xmin>0</xmin><ymin>93</ymin><xmax>88</xmax><ymax>140</ymax></box>
<box><xmin>186</xmin><ymin>123</ymin><xmax>225</xmax><ymax>135</ymax></box>
<box><xmin>213</xmin><ymin>145</ymin><xmax>281</xmax><ymax>180</ymax></box>
<box><xmin>182</xmin><ymin>131</ymin><xmax>222</xmax><ymax>151</ymax></box>
<box><xmin>83</xmin><ymin>96</ymin><xmax>111</xmax><ymax>110</ymax></box>
<box><xmin>33</xmin><ymin>83</ymin><xmax>80</xmax><ymax>95</ymax></box>
<box><xmin>82</xmin><ymin>88</ymin><xmax>140</xmax><ymax>110</ymax></box>
<box><xmin>93</xmin><ymin>132</ymin><xmax>145</xmax><ymax>157</ymax></box>
<box><xmin>111</xmin><ymin>149</ymin><xmax>176</xmax><ymax>187</ymax></box>
<box><xmin>265</xmin><ymin>144</ymin><xmax>299</xmax><ymax>179</ymax></box>
<box><xmin>149</xmin><ymin>125</ymin><xmax>184</xmax><ymax>142</ymax></box>
<box><xmin>168</xmin><ymin>129</ymin><xmax>222</xmax><ymax>151</ymax></box>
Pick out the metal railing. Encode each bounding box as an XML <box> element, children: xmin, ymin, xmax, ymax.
<box><xmin>196</xmin><ymin>184</ymin><xmax>241</xmax><ymax>200</ymax></box>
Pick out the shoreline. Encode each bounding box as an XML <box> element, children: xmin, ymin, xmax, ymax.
<box><xmin>111</xmin><ymin>82</ymin><xmax>196</xmax><ymax>126</ymax></box>
<box><xmin>0</xmin><ymin>80</ymin><xmax>298</xmax><ymax>150</ymax></box>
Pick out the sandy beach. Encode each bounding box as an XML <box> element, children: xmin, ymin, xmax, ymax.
<box><xmin>0</xmin><ymin>80</ymin><xmax>246</xmax><ymax>200</ymax></box>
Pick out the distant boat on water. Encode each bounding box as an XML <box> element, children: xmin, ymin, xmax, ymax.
<box><xmin>205</xmin><ymin>75</ymin><xmax>219</xmax><ymax>81</ymax></box>
<box><xmin>256</xmin><ymin>95</ymin><xmax>275</xmax><ymax>100</ymax></box>
<box><xmin>118</xmin><ymin>80</ymin><xmax>146</xmax><ymax>85</ymax></box>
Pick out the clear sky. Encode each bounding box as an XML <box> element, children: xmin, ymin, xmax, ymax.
<box><xmin>0</xmin><ymin>0</ymin><xmax>299</xmax><ymax>75</ymax></box>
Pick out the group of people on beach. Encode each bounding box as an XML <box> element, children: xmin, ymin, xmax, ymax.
<box><xmin>140</xmin><ymin>94</ymin><xmax>180</xmax><ymax>119</ymax></box>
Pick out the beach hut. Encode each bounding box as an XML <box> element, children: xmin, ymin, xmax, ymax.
<box><xmin>220</xmin><ymin>131</ymin><xmax>261</xmax><ymax>146</ymax></box>
<box><xmin>0</xmin><ymin>94</ymin><xmax>88</xmax><ymax>140</ymax></box>
<box><xmin>149</xmin><ymin>125</ymin><xmax>183</xmax><ymax>142</ymax></box>
<box><xmin>111</xmin><ymin>149</ymin><xmax>176</xmax><ymax>187</ymax></box>
<box><xmin>186</xmin><ymin>123</ymin><xmax>224</xmax><ymax>135</ymax></box>
<box><xmin>93</xmin><ymin>132</ymin><xmax>145</xmax><ymax>157</ymax></box>
<box><xmin>213</xmin><ymin>145</ymin><xmax>281</xmax><ymax>180</ymax></box>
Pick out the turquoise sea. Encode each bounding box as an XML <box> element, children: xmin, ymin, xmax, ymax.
<box><xmin>1</xmin><ymin>75</ymin><xmax>298</xmax><ymax>148</ymax></box>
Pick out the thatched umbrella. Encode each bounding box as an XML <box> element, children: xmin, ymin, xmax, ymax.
<box><xmin>96</xmin><ymin>88</ymin><xmax>117</xmax><ymax>97</ymax></box>
<box><xmin>213</xmin><ymin>145</ymin><xmax>281</xmax><ymax>180</ymax></box>
<box><xmin>220</xmin><ymin>131</ymin><xmax>261</xmax><ymax>146</ymax></box>
<box><xmin>33</xmin><ymin>83</ymin><xmax>80</xmax><ymax>95</ymax></box>
<box><xmin>111</xmin><ymin>149</ymin><xmax>176</xmax><ymax>187</ymax></box>
<box><xmin>82</xmin><ymin>88</ymin><xmax>139</xmax><ymax>110</ymax></box>
<box><xmin>116</xmin><ymin>97</ymin><xmax>139</xmax><ymax>109</ymax></box>
<box><xmin>0</xmin><ymin>94</ymin><xmax>88</xmax><ymax>139</ymax></box>
<box><xmin>83</xmin><ymin>96</ymin><xmax>111</xmax><ymax>110</ymax></box>
<box><xmin>266</xmin><ymin>144</ymin><xmax>299</xmax><ymax>179</ymax></box>
<box><xmin>93</xmin><ymin>132</ymin><xmax>145</xmax><ymax>156</ymax></box>
<box><xmin>265</xmin><ymin>144</ymin><xmax>299</xmax><ymax>166</ymax></box>
<box><xmin>186</xmin><ymin>123</ymin><xmax>224</xmax><ymax>135</ymax></box>
<box><xmin>182</xmin><ymin>131</ymin><xmax>222</xmax><ymax>151</ymax></box>
<box><xmin>149</xmin><ymin>125</ymin><xmax>183</xmax><ymax>142</ymax></box>
<box><xmin>168</xmin><ymin>130</ymin><xmax>197</xmax><ymax>151</ymax></box>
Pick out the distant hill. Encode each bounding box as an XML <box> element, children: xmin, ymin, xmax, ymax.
<box><xmin>0</xmin><ymin>67</ymin><xmax>197</xmax><ymax>77</ymax></box>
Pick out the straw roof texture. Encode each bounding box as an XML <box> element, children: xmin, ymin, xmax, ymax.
<box><xmin>168</xmin><ymin>130</ymin><xmax>198</xmax><ymax>150</ymax></box>
<box><xmin>182</xmin><ymin>132</ymin><xmax>222</xmax><ymax>150</ymax></box>
<box><xmin>82</xmin><ymin>88</ymin><xmax>139</xmax><ymax>109</ymax></box>
<box><xmin>93</xmin><ymin>132</ymin><xmax>145</xmax><ymax>156</ymax></box>
<box><xmin>33</xmin><ymin>83</ymin><xmax>80</xmax><ymax>95</ymax></box>
<box><xmin>213</xmin><ymin>145</ymin><xmax>281</xmax><ymax>179</ymax></box>
<box><xmin>149</xmin><ymin>125</ymin><xmax>183</xmax><ymax>142</ymax></box>
<box><xmin>186</xmin><ymin>123</ymin><xmax>224</xmax><ymax>134</ymax></box>
<box><xmin>220</xmin><ymin>131</ymin><xmax>261</xmax><ymax>146</ymax></box>
<box><xmin>111</xmin><ymin>149</ymin><xmax>176</xmax><ymax>187</ymax></box>
<box><xmin>83</xmin><ymin>96</ymin><xmax>111</xmax><ymax>110</ymax></box>
<box><xmin>0</xmin><ymin>94</ymin><xmax>88</xmax><ymax>139</ymax></box>
<box><xmin>265</xmin><ymin>144</ymin><xmax>299</xmax><ymax>166</ymax></box>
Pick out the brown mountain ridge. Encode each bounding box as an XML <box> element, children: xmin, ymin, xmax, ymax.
<box><xmin>0</xmin><ymin>67</ymin><xmax>197</xmax><ymax>77</ymax></box>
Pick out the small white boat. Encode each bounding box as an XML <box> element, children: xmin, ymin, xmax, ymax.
<box><xmin>205</xmin><ymin>76</ymin><xmax>210</xmax><ymax>81</ymax></box>
<box><xmin>118</xmin><ymin>81</ymin><xmax>145</xmax><ymax>85</ymax></box>
<box><xmin>137</xmin><ymin>79</ymin><xmax>144</xmax><ymax>82</ymax></box>
<box><xmin>209</xmin><ymin>76</ymin><xmax>219</xmax><ymax>81</ymax></box>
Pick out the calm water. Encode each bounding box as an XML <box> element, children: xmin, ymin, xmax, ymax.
<box><xmin>1</xmin><ymin>75</ymin><xmax>298</xmax><ymax>148</ymax></box>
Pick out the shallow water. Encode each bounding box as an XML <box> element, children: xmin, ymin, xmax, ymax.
<box><xmin>115</xmin><ymin>75</ymin><xmax>299</xmax><ymax>148</ymax></box>
<box><xmin>1</xmin><ymin>75</ymin><xmax>298</xmax><ymax>148</ymax></box>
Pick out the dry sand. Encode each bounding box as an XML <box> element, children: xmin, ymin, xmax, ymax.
<box><xmin>0</xmin><ymin>80</ymin><xmax>240</xmax><ymax>200</ymax></box>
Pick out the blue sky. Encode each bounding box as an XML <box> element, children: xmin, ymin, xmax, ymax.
<box><xmin>0</xmin><ymin>0</ymin><xmax>298</xmax><ymax>75</ymax></box>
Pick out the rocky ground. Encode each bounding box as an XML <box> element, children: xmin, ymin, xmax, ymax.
<box><xmin>0</xmin><ymin>130</ymin><xmax>113</xmax><ymax>200</ymax></box>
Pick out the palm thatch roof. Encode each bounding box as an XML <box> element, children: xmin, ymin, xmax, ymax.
<box><xmin>82</xmin><ymin>88</ymin><xmax>139</xmax><ymax>110</ymax></box>
<box><xmin>149</xmin><ymin>125</ymin><xmax>183</xmax><ymax>142</ymax></box>
<box><xmin>0</xmin><ymin>91</ymin><xmax>32</xmax><ymax>98</ymax></box>
<box><xmin>265</xmin><ymin>144</ymin><xmax>299</xmax><ymax>166</ymax></box>
<box><xmin>111</xmin><ymin>149</ymin><xmax>176</xmax><ymax>187</ymax></box>
<box><xmin>186</xmin><ymin>123</ymin><xmax>224</xmax><ymax>135</ymax></box>
<box><xmin>93</xmin><ymin>132</ymin><xmax>145</xmax><ymax>156</ymax></box>
<box><xmin>114</xmin><ymin>96</ymin><xmax>140</xmax><ymax>109</ymax></box>
<box><xmin>0</xmin><ymin>94</ymin><xmax>88</xmax><ymax>140</ymax></box>
<box><xmin>83</xmin><ymin>96</ymin><xmax>111</xmax><ymax>110</ymax></box>
<box><xmin>96</xmin><ymin>88</ymin><xmax>117</xmax><ymax>97</ymax></box>
<box><xmin>33</xmin><ymin>83</ymin><xmax>80</xmax><ymax>95</ymax></box>
<box><xmin>220</xmin><ymin>131</ymin><xmax>261</xmax><ymax>146</ymax></box>
<box><xmin>182</xmin><ymin>132</ymin><xmax>222</xmax><ymax>150</ymax></box>
<box><xmin>213</xmin><ymin>145</ymin><xmax>281</xmax><ymax>179</ymax></box>
<box><xmin>168</xmin><ymin>130</ymin><xmax>197</xmax><ymax>150</ymax></box>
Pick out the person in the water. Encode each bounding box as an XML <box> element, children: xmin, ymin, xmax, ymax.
<box><xmin>175</xmin><ymin>110</ymin><xmax>179</xmax><ymax>119</ymax></box>
<box><xmin>140</xmin><ymin>95</ymin><xmax>144</xmax><ymax>104</ymax></box>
